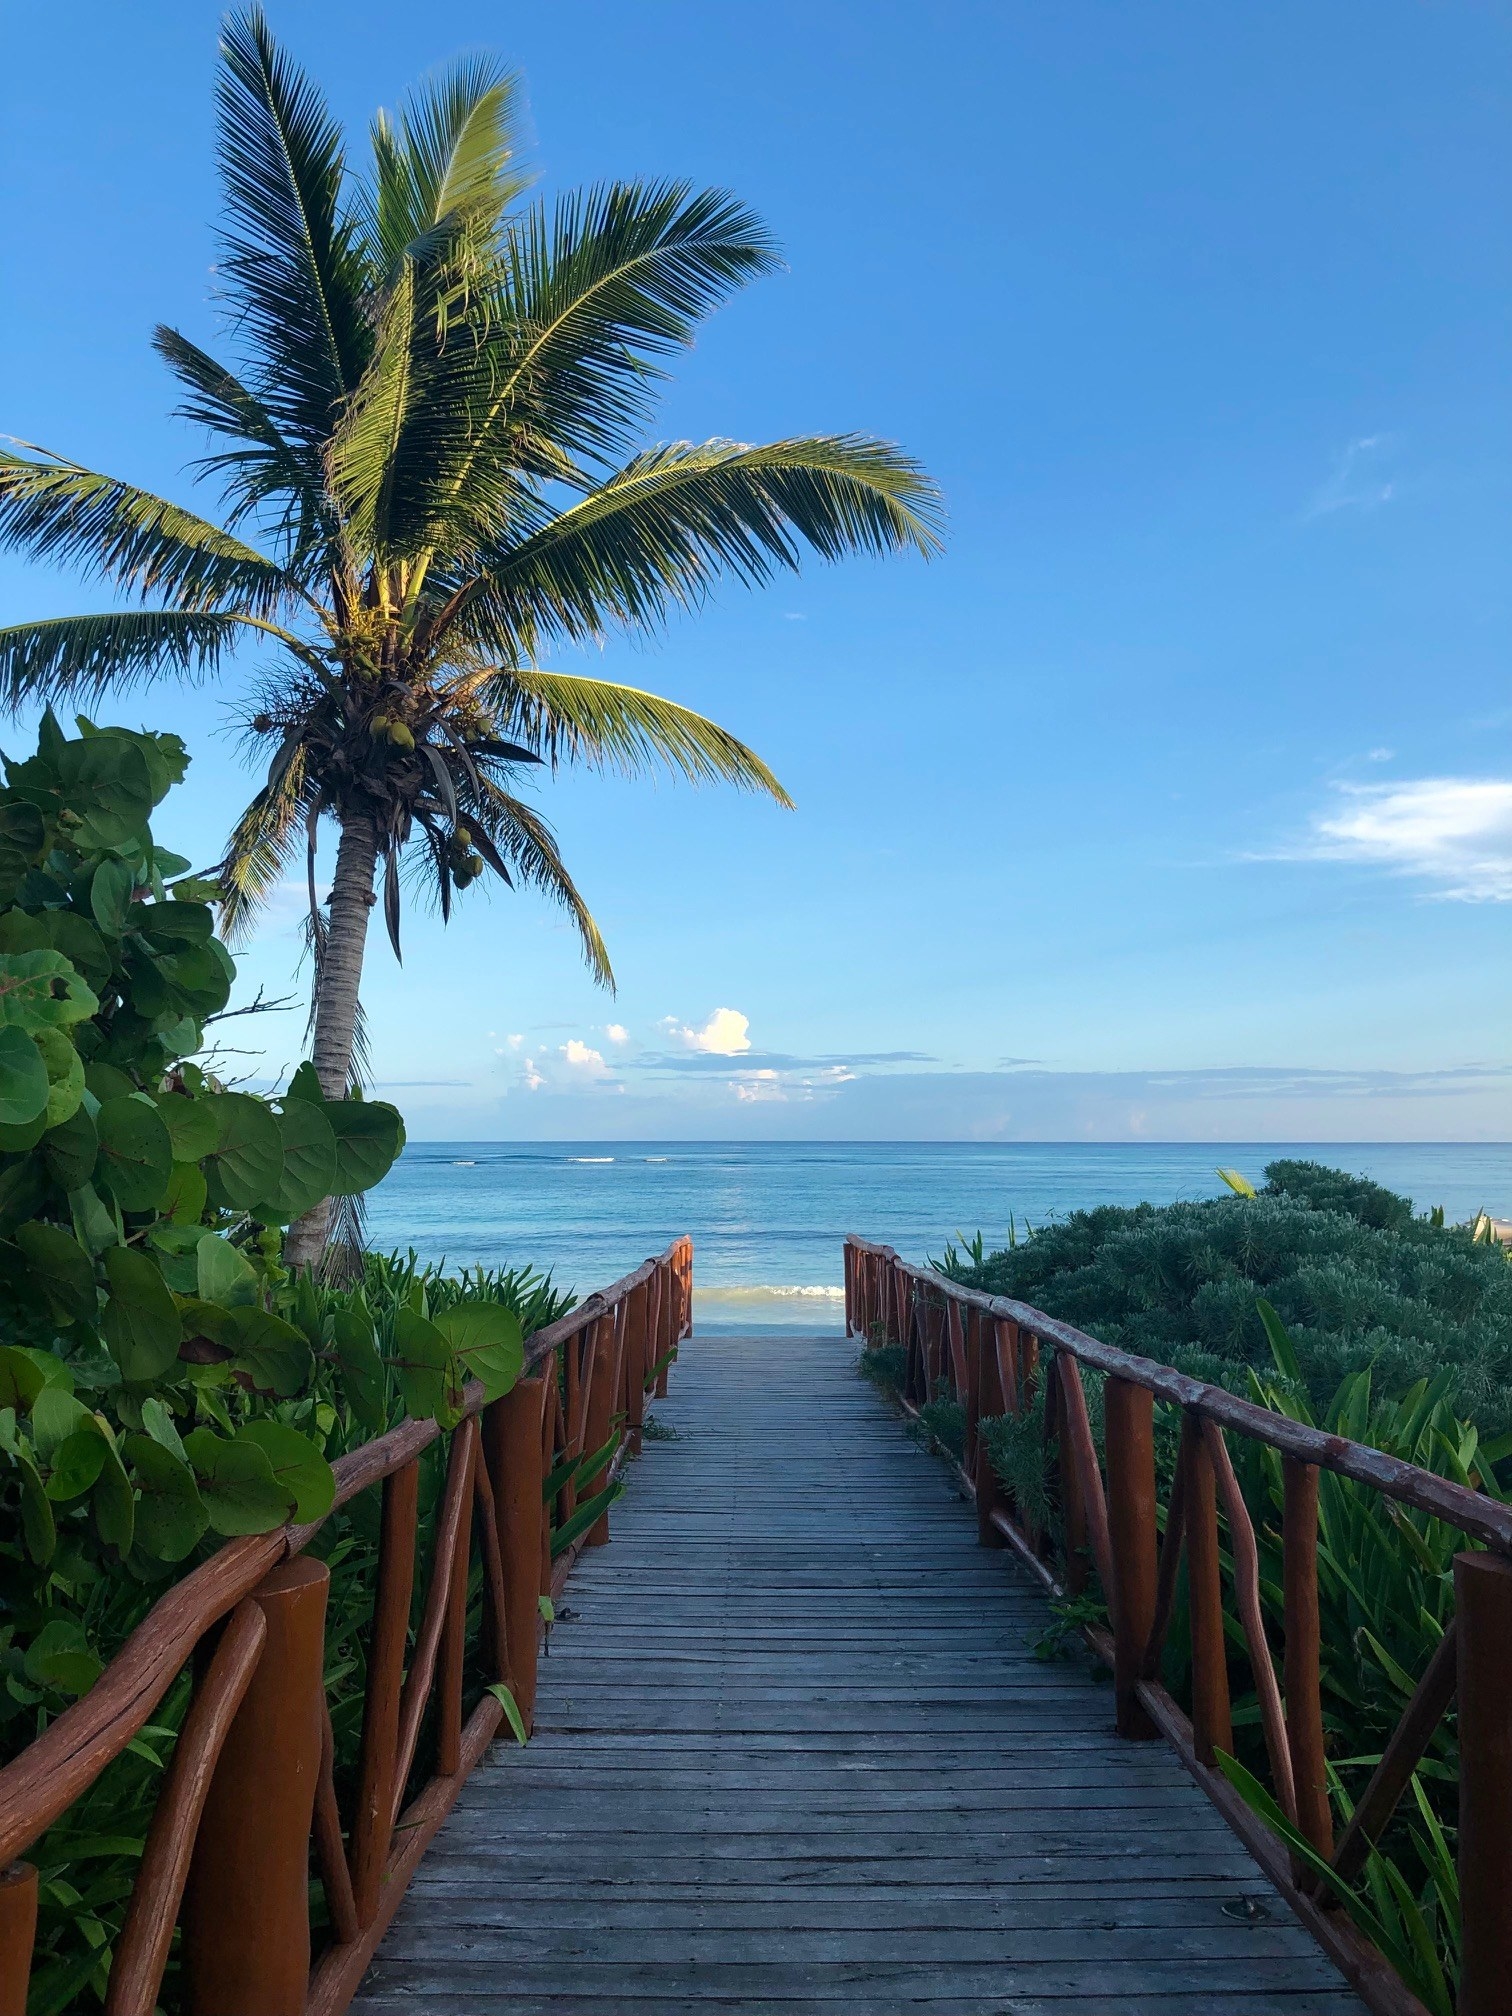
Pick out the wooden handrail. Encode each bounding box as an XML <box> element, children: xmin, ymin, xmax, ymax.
<box><xmin>845</xmin><ymin>1232</ymin><xmax>1512</xmax><ymax>2016</ymax></box>
<box><xmin>0</xmin><ymin>1234</ymin><xmax>695</xmax><ymax>2016</ymax></box>
<box><xmin>848</xmin><ymin>1237</ymin><xmax>1512</xmax><ymax>1549</ymax></box>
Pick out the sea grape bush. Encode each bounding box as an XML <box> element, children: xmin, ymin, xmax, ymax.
<box><xmin>0</xmin><ymin>714</ymin><xmax>523</xmax><ymax>1740</ymax></box>
<box><xmin>943</xmin><ymin>1159</ymin><xmax>1512</xmax><ymax>1432</ymax></box>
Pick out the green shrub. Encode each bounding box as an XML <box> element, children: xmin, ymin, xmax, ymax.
<box><xmin>0</xmin><ymin>717</ymin><xmax>554</xmax><ymax>2012</ymax></box>
<box><xmin>945</xmin><ymin>1160</ymin><xmax>1512</xmax><ymax>1430</ymax></box>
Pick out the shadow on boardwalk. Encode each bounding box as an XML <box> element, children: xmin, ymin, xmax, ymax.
<box><xmin>353</xmin><ymin>1331</ymin><xmax>1368</xmax><ymax>2015</ymax></box>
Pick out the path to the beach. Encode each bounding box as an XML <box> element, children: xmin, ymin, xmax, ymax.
<box><xmin>352</xmin><ymin>1330</ymin><xmax>1367</xmax><ymax>2014</ymax></box>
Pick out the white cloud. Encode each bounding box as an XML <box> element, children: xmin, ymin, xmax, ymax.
<box><xmin>732</xmin><ymin>1068</ymin><xmax>785</xmax><ymax>1103</ymax></box>
<box><xmin>663</xmin><ymin>1007</ymin><xmax>752</xmax><ymax>1056</ymax></box>
<box><xmin>1306</xmin><ymin>777</ymin><xmax>1512</xmax><ymax>900</ymax></box>
<box><xmin>521</xmin><ymin>1056</ymin><xmax>545</xmax><ymax>1092</ymax></box>
<box><xmin>561</xmin><ymin>1038</ymin><xmax>609</xmax><ymax>1076</ymax></box>
<box><xmin>1304</xmin><ymin>435</ymin><xmax>1398</xmax><ymax>520</ymax></box>
<box><xmin>604</xmin><ymin>1023</ymin><xmax>629</xmax><ymax>1045</ymax></box>
<box><xmin>505</xmin><ymin>1033</ymin><xmax>524</xmax><ymax>1050</ymax></box>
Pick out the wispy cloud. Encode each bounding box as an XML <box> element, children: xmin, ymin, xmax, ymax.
<box><xmin>1301</xmin><ymin>777</ymin><xmax>1512</xmax><ymax>900</ymax></box>
<box><xmin>662</xmin><ymin>1007</ymin><xmax>752</xmax><ymax>1056</ymax></box>
<box><xmin>1303</xmin><ymin>434</ymin><xmax>1399</xmax><ymax>521</ymax></box>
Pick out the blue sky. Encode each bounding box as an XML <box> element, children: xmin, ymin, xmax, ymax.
<box><xmin>3</xmin><ymin>1</ymin><xmax>1510</xmax><ymax>1140</ymax></box>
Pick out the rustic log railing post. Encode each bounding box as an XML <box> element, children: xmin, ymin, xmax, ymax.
<box><xmin>1180</xmin><ymin>1412</ymin><xmax>1232</xmax><ymax>1768</ymax></box>
<box><xmin>1105</xmin><ymin>1376</ymin><xmax>1157</xmax><ymax>1739</ymax></box>
<box><xmin>0</xmin><ymin>1863</ymin><xmax>36</xmax><ymax>2016</ymax></box>
<box><xmin>180</xmin><ymin>1557</ymin><xmax>329</xmax><ymax>2016</ymax></box>
<box><xmin>655</xmin><ymin>1260</ymin><xmax>673</xmax><ymax>1397</ymax></box>
<box><xmin>974</xmin><ymin>1315</ymin><xmax>1005</xmax><ymax>1547</ymax></box>
<box><xmin>1456</xmin><ymin>1549</ymin><xmax>1512</xmax><ymax>2016</ymax></box>
<box><xmin>963</xmin><ymin>1306</ymin><xmax>982</xmax><ymax>1469</ymax></box>
<box><xmin>1282</xmin><ymin>1458</ymin><xmax>1332</xmax><ymax>1864</ymax></box>
<box><xmin>484</xmin><ymin>1374</ymin><xmax>547</xmax><ymax>1734</ymax></box>
<box><xmin>623</xmin><ymin>1277</ymin><xmax>650</xmax><ymax>1454</ymax></box>
<box><xmin>348</xmin><ymin>1458</ymin><xmax>419</xmax><ymax>1922</ymax></box>
<box><xmin>582</xmin><ymin>1310</ymin><xmax>618</xmax><ymax>1547</ymax></box>
<box><xmin>436</xmin><ymin>1419</ymin><xmax>481</xmax><ymax>1776</ymax></box>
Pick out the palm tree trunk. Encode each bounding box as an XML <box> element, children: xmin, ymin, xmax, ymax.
<box><xmin>284</xmin><ymin>813</ymin><xmax>379</xmax><ymax>1271</ymax></box>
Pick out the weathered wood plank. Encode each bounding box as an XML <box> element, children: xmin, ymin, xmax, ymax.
<box><xmin>352</xmin><ymin>1332</ymin><xmax>1368</xmax><ymax>2015</ymax></box>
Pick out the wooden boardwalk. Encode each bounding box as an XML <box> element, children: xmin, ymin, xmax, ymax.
<box><xmin>353</xmin><ymin>1332</ymin><xmax>1368</xmax><ymax>2015</ymax></box>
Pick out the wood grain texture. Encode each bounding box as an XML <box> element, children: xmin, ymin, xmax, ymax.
<box><xmin>352</xmin><ymin>1332</ymin><xmax>1368</xmax><ymax>2015</ymax></box>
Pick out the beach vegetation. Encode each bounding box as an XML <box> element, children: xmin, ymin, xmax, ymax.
<box><xmin>941</xmin><ymin>1158</ymin><xmax>1512</xmax><ymax>1432</ymax></box>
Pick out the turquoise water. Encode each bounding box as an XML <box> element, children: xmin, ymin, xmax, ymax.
<box><xmin>362</xmin><ymin>1141</ymin><xmax>1512</xmax><ymax>1331</ymax></box>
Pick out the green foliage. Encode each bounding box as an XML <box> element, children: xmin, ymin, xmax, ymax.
<box><xmin>855</xmin><ymin>1340</ymin><xmax>907</xmax><ymax>1400</ymax></box>
<box><xmin>18</xmin><ymin>1246</ymin><xmax>574</xmax><ymax>2012</ymax></box>
<box><xmin>945</xmin><ymin>1160</ymin><xmax>1512</xmax><ymax>1431</ymax></box>
<box><xmin>913</xmin><ymin>1394</ymin><xmax>966</xmax><ymax>1462</ymax></box>
<box><xmin>0</xmin><ymin>711</ymin><xmax>417</xmax><ymax>1750</ymax></box>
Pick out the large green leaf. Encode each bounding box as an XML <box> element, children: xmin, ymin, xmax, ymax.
<box><xmin>0</xmin><ymin>1344</ymin><xmax>47</xmax><ymax>1412</ymax></box>
<box><xmin>43</xmin><ymin>911</ymin><xmax>110</xmax><ymax>990</ymax></box>
<box><xmin>393</xmin><ymin>1305</ymin><xmax>459</xmax><ymax>1423</ymax></box>
<box><xmin>267</xmin><ymin>1097</ymin><xmax>338</xmax><ymax>1218</ymax></box>
<box><xmin>125</xmin><ymin>1432</ymin><xmax>208</xmax><ymax>1561</ymax></box>
<box><xmin>202</xmin><ymin>1093</ymin><xmax>283</xmax><ymax>1210</ymax></box>
<box><xmin>224</xmin><ymin>1306</ymin><xmax>310</xmax><ymax>1395</ymax></box>
<box><xmin>433</xmin><ymin>1301</ymin><xmax>522</xmax><ymax>1403</ymax></box>
<box><xmin>162</xmin><ymin>1159</ymin><xmax>208</xmax><ymax>1226</ymax></box>
<box><xmin>326</xmin><ymin>1098</ymin><xmax>405</xmax><ymax>1194</ymax></box>
<box><xmin>0</xmin><ymin>799</ymin><xmax>44</xmax><ymax>894</ymax></box>
<box><xmin>331</xmin><ymin>1307</ymin><xmax>387</xmax><ymax>1430</ymax></box>
<box><xmin>15</xmin><ymin>1220</ymin><xmax>97</xmax><ymax>1325</ymax></box>
<box><xmin>0</xmin><ymin>951</ymin><xmax>97</xmax><ymax>1031</ymax></box>
<box><xmin>135</xmin><ymin>902</ymin><xmax>213</xmax><ymax>950</ymax></box>
<box><xmin>40</xmin><ymin>1103</ymin><xmax>98</xmax><ymax>1191</ymax></box>
<box><xmin>183</xmin><ymin>1426</ymin><xmax>295</xmax><ymax>1534</ymax></box>
<box><xmin>95</xmin><ymin>1095</ymin><xmax>173</xmax><ymax>1210</ymax></box>
<box><xmin>23</xmin><ymin>1617</ymin><xmax>103</xmax><ymax>1697</ymax></box>
<box><xmin>236</xmin><ymin>1420</ymin><xmax>334</xmax><ymax>1523</ymax></box>
<box><xmin>130</xmin><ymin>940</ymin><xmax>232</xmax><ymax>1020</ymax></box>
<box><xmin>196</xmin><ymin>1232</ymin><xmax>259</xmax><ymax>1309</ymax></box>
<box><xmin>56</xmin><ymin>733</ymin><xmax>155</xmax><ymax>849</ymax></box>
<box><xmin>90</xmin><ymin>1429</ymin><xmax>135</xmax><ymax>1553</ymax></box>
<box><xmin>153</xmin><ymin>1090</ymin><xmax>218</xmax><ymax>1162</ymax></box>
<box><xmin>0</xmin><ymin>1418</ymin><xmax>56</xmax><ymax>1564</ymax></box>
<box><xmin>0</xmin><ymin>1155</ymin><xmax>46</xmax><ymax>1233</ymax></box>
<box><xmin>33</xmin><ymin>1026</ymin><xmax>83</xmax><ymax>1128</ymax></box>
<box><xmin>47</xmin><ymin>1423</ymin><xmax>107</xmax><ymax>1502</ymax></box>
<box><xmin>101</xmin><ymin>1244</ymin><xmax>181</xmax><ymax>1381</ymax></box>
<box><xmin>89</xmin><ymin>859</ymin><xmax>136</xmax><ymax>936</ymax></box>
<box><xmin>30</xmin><ymin>1385</ymin><xmax>89</xmax><ymax>1456</ymax></box>
<box><xmin>68</xmin><ymin>1179</ymin><xmax>120</xmax><ymax>1256</ymax></box>
<box><xmin>0</xmin><ymin>1024</ymin><xmax>49</xmax><ymax>1126</ymax></box>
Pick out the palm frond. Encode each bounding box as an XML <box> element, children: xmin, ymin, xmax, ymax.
<box><xmin>217</xmin><ymin>7</ymin><xmax>371</xmax><ymax>449</ymax></box>
<box><xmin>496</xmin><ymin>183</ymin><xmax>781</xmax><ymax>468</ymax></box>
<box><xmin>483</xmin><ymin>668</ymin><xmax>792</xmax><ymax>803</ymax></box>
<box><xmin>215</xmin><ymin>741</ymin><xmax>312</xmax><ymax>944</ymax></box>
<box><xmin>0</xmin><ymin>611</ymin><xmax>248</xmax><ymax>706</ymax></box>
<box><xmin>465</xmin><ymin>779</ymin><xmax>613</xmax><ymax>986</ymax></box>
<box><xmin>152</xmin><ymin>326</ymin><xmax>332</xmax><ymax>554</ymax></box>
<box><xmin>449</xmin><ymin>434</ymin><xmax>941</xmax><ymax>656</ymax></box>
<box><xmin>0</xmin><ymin>447</ymin><xmax>287</xmax><ymax>613</ymax></box>
<box><xmin>394</xmin><ymin>183</ymin><xmax>780</xmax><ymax>585</ymax></box>
<box><xmin>369</xmin><ymin>55</ymin><xmax>529</xmax><ymax>278</ymax></box>
<box><xmin>326</xmin><ymin>260</ymin><xmax>420</xmax><ymax>557</ymax></box>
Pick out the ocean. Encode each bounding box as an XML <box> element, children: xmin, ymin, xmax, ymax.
<box><xmin>361</xmin><ymin>1141</ymin><xmax>1512</xmax><ymax>1331</ymax></box>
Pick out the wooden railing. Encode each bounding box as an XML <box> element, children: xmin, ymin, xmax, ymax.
<box><xmin>845</xmin><ymin>1236</ymin><xmax>1512</xmax><ymax>2016</ymax></box>
<box><xmin>0</xmin><ymin>1235</ymin><xmax>693</xmax><ymax>2016</ymax></box>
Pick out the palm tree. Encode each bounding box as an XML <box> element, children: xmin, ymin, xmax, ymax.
<box><xmin>0</xmin><ymin>11</ymin><xmax>940</xmax><ymax>1263</ymax></box>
